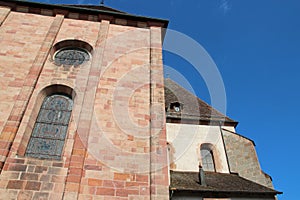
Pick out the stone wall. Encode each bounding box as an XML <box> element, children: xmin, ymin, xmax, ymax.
<box><xmin>0</xmin><ymin>5</ymin><xmax>169</xmax><ymax>199</ymax></box>
<box><xmin>222</xmin><ymin>129</ymin><xmax>273</xmax><ymax>188</ymax></box>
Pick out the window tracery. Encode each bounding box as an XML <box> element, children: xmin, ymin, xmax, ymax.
<box><xmin>25</xmin><ymin>94</ymin><xmax>73</xmax><ymax>160</ymax></box>
<box><xmin>54</xmin><ymin>47</ymin><xmax>90</xmax><ymax>66</ymax></box>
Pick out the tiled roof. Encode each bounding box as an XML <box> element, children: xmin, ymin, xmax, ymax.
<box><xmin>164</xmin><ymin>79</ymin><xmax>237</xmax><ymax>126</ymax></box>
<box><xmin>0</xmin><ymin>0</ymin><xmax>168</xmax><ymax>28</ymax></box>
<box><xmin>62</xmin><ymin>4</ymin><xmax>126</xmax><ymax>14</ymax></box>
<box><xmin>170</xmin><ymin>171</ymin><xmax>281</xmax><ymax>198</ymax></box>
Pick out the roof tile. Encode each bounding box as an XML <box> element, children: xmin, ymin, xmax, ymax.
<box><xmin>170</xmin><ymin>171</ymin><xmax>281</xmax><ymax>196</ymax></box>
<box><xmin>164</xmin><ymin>79</ymin><xmax>237</xmax><ymax>124</ymax></box>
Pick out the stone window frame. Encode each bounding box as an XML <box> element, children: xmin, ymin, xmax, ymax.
<box><xmin>51</xmin><ymin>39</ymin><xmax>93</xmax><ymax>67</ymax></box>
<box><xmin>18</xmin><ymin>85</ymin><xmax>76</xmax><ymax>159</ymax></box>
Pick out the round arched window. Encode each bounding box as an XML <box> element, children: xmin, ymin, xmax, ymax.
<box><xmin>54</xmin><ymin>47</ymin><xmax>90</xmax><ymax>66</ymax></box>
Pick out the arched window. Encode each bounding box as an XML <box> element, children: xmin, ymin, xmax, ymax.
<box><xmin>51</xmin><ymin>39</ymin><xmax>93</xmax><ymax>67</ymax></box>
<box><xmin>200</xmin><ymin>144</ymin><xmax>216</xmax><ymax>172</ymax></box>
<box><xmin>25</xmin><ymin>94</ymin><xmax>73</xmax><ymax>160</ymax></box>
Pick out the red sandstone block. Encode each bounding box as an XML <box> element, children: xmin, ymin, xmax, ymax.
<box><xmin>0</xmin><ymin>149</ymin><xmax>8</xmax><ymax>158</ymax></box>
<box><xmin>51</xmin><ymin>175</ymin><xmax>66</xmax><ymax>183</ymax></box>
<box><xmin>125</xmin><ymin>181</ymin><xmax>148</xmax><ymax>187</ymax></box>
<box><xmin>17</xmin><ymin>191</ymin><xmax>33</xmax><ymax>200</ymax></box>
<box><xmin>144</xmin><ymin>147</ymin><xmax>150</xmax><ymax>153</ymax></box>
<box><xmin>103</xmin><ymin>155</ymin><xmax>115</xmax><ymax>161</ymax></box>
<box><xmin>79</xmin><ymin>184</ymin><xmax>89</xmax><ymax>194</ymax></box>
<box><xmin>67</xmin><ymin>175</ymin><xmax>81</xmax><ymax>183</ymax></box>
<box><xmin>150</xmin><ymin>185</ymin><xmax>156</xmax><ymax>195</ymax></box>
<box><xmin>32</xmin><ymin>192</ymin><xmax>49</xmax><ymax>199</ymax></box>
<box><xmin>89</xmin><ymin>70</ymin><xmax>100</xmax><ymax>77</ymax></box>
<box><xmin>114</xmin><ymin>173</ymin><xmax>131</xmax><ymax>181</ymax></box>
<box><xmin>84</xmin><ymin>165</ymin><xmax>102</xmax><ymax>171</ymax></box>
<box><xmin>139</xmin><ymin>187</ymin><xmax>150</xmax><ymax>195</ymax></box>
<box><xmin>40</xmin><ymin>175</ymin><xmax>50</xmax><ymax>182</ymax></box>
<box><xmin>138</xmin><ymin>120</ymin><xmax>149</xmax><ymax>127</ymax></box>
<box><xmin>88</xmin><ymin>186</ymin><xmax>96</xmax><ymax>195</ymax></box>
<box><xmin>70</xmin><ymin>155</ymin><xmax>85</xmax><ymax>163</ymax></box>
<box><xmin>20</xmin><ymin>172</ymin><xmax>39</xmax><ymax>180</ymax></box>
<box><xmin>96</xmin><ymin>188</ymin><xmax>115</xmax><ymax>196</ymax></box>
<box><xmin>107</xmin><ymin>78</ymin><xmax>117</xmax><ymax>82</ymax></box>
<box><xmin>27</xmin><ymin>165</ymin><xmax>35</xmax><ymax>173</ymax></box>
<box><xmin>17</xmin><ymin>145</ymin><xmax>26</xmax><ymax>156</ymax></box>
<box><xmin>25</xmin><ymin>181</ymin><xmax>41</xmax><ymax>191</ymax></box>
<box><xmin>8</xmin><ymin>164</ymin><xmax>27</xmax><ymax>172</ymax></box>
<box><xmin>49</xmin><ymin>193</ymin><xmax>63</xmax><ymax>200</ymax></box>
<box><xmin>53</xmin><ymin>183</ymin><xmax>65</xmax><ymax>193</ymax></box>
<box><xmin>28</xmin><ymin>69</ymin><xmax>40</xmax><ymax>76</ymax></box>
<box><xmin>27</xmin><ymin>159</ymin><xmax>43</xmax><ymax>165</ymax></box>
<box><xmin>0</xmin><ymin>141</ymin><xmax>10</xmax><ymax>148</ymax></box>
<box><xmin>88</xmin><ymin>178</ymin><xmax>102</xmax><ymax>186</ymax></box>
<box><xmin>7</xmin><ymin>180</ymin><xmax>25</xmax><ymax>189</ymax></box>
<box><xmin>116</xmin><ymin>189</ymin><xmax>129</xmax><ymax>197</ymax></box>
<box><xmin>103</xmin><ymin>180</ymin><xmax>124</xmax><ymax>188</ymax></box>
<box><xmin>136</xmin><ymin>175</ymin><xmax>148</xmax><ymax>182</ymax></box>
<box><xmin>48</xmin><ymin>167</ymin><xmax>66</xmax><ymax>175</ymax></box>
<box><xmin>41</xmin><ymin>182</ymin><xmax>53</xmax><ymax>191</ymax></box>
<box><xmin>69</xmin><ymin>168</ymin><xmax>82</xmax><ymax>176</ymax></box>
<box><xmin>116</xmin><ymin>189</ymin><xmax>139</xmax><ymax>197</ymax></box>
<box><xmin>2</xmin><ymin>125</ymin><xmax>18</xmax><ymax>134</ymax></box>
<box><xmin>34</xmin><ymin>166</ymin><xmax>47</xmax><ymax>173</ymax></box>
<box><xmin>83</xmin><ymin>158</ymin><xmax>97</xmax><ymax>165</ymax></box>
<box><xmin>8</xmin><ymin>80</ymin><xmax>23</xmax><ymax>87</ymax></box>
<box><xmin>3</xmin><ymin>171</ymin><xmax>20</xmax><ymax>179</ymax></box>
<box><xmin>69</xmin><ymin>161</ymin><xmax>83</xmax><ymax>168</ymax></box>
<box><xmin>23</xmin><ymin>78</ymin><xmax>35</xmax><ymax>87</ymax></box>
<box><xmin>8</xmin><ymin>115</ymin><xmax>22</xmax><ymax>121</ymax></box>
<box><xmin>6</xmin><ymin>158</ymin><xmax>25</xmax><ymax>164</ymax></box>
<box><xmin>0</xmin><ymin>179</ymin><xmax>8</xmax><ymax>189</ymax></box>
<box><xmin>64</xmin><ymin>182</ymin><xmax>79</xmax><ymax>192</ymax></box>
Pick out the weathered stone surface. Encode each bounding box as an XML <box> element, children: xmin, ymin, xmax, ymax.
<box><xmin>223</xmin><ymin>129</ymin><xmax>274</xmax><ymax>188</ymax></box>
<box><xmin>0</xmin><ymin>3</ymin><xmax>168</xmax><ymax>199</ymax></box>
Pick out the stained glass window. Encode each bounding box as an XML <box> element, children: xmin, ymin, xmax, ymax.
<box><xmin>201</xmin><ymin>148</ymin><xmax>215</xmax><ymax>172</ymax></box>
<box><xmin>54</xmin><ymin>47</ymin><xmax>90</xmax><ymax>66</ymax></box>
<box><xmin>25</xmin><ymin>95</ymin><xmax>73</xmax><ymax>160</ymax></box>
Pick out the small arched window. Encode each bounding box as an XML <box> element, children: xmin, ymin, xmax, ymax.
<box><xmin>200</xmin><ymin>145</ymin><xmax>216</xmax><ymax>172</ymax></box>
<box><xmin>25</xmin><ymin>94</ymin><xmax>73</xmax><ymax>160</ymax></box>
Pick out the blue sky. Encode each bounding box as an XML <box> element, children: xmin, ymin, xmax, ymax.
<box><xmin>31</xmin><ymin>0</ymin><xmax>298</xmax><ymax>199</ymax></box>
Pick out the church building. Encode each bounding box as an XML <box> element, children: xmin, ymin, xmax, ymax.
<box><xmin>0</xmin><ymin>0</ymin><xmax>281</xmax><ymax>199</ymax></box>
